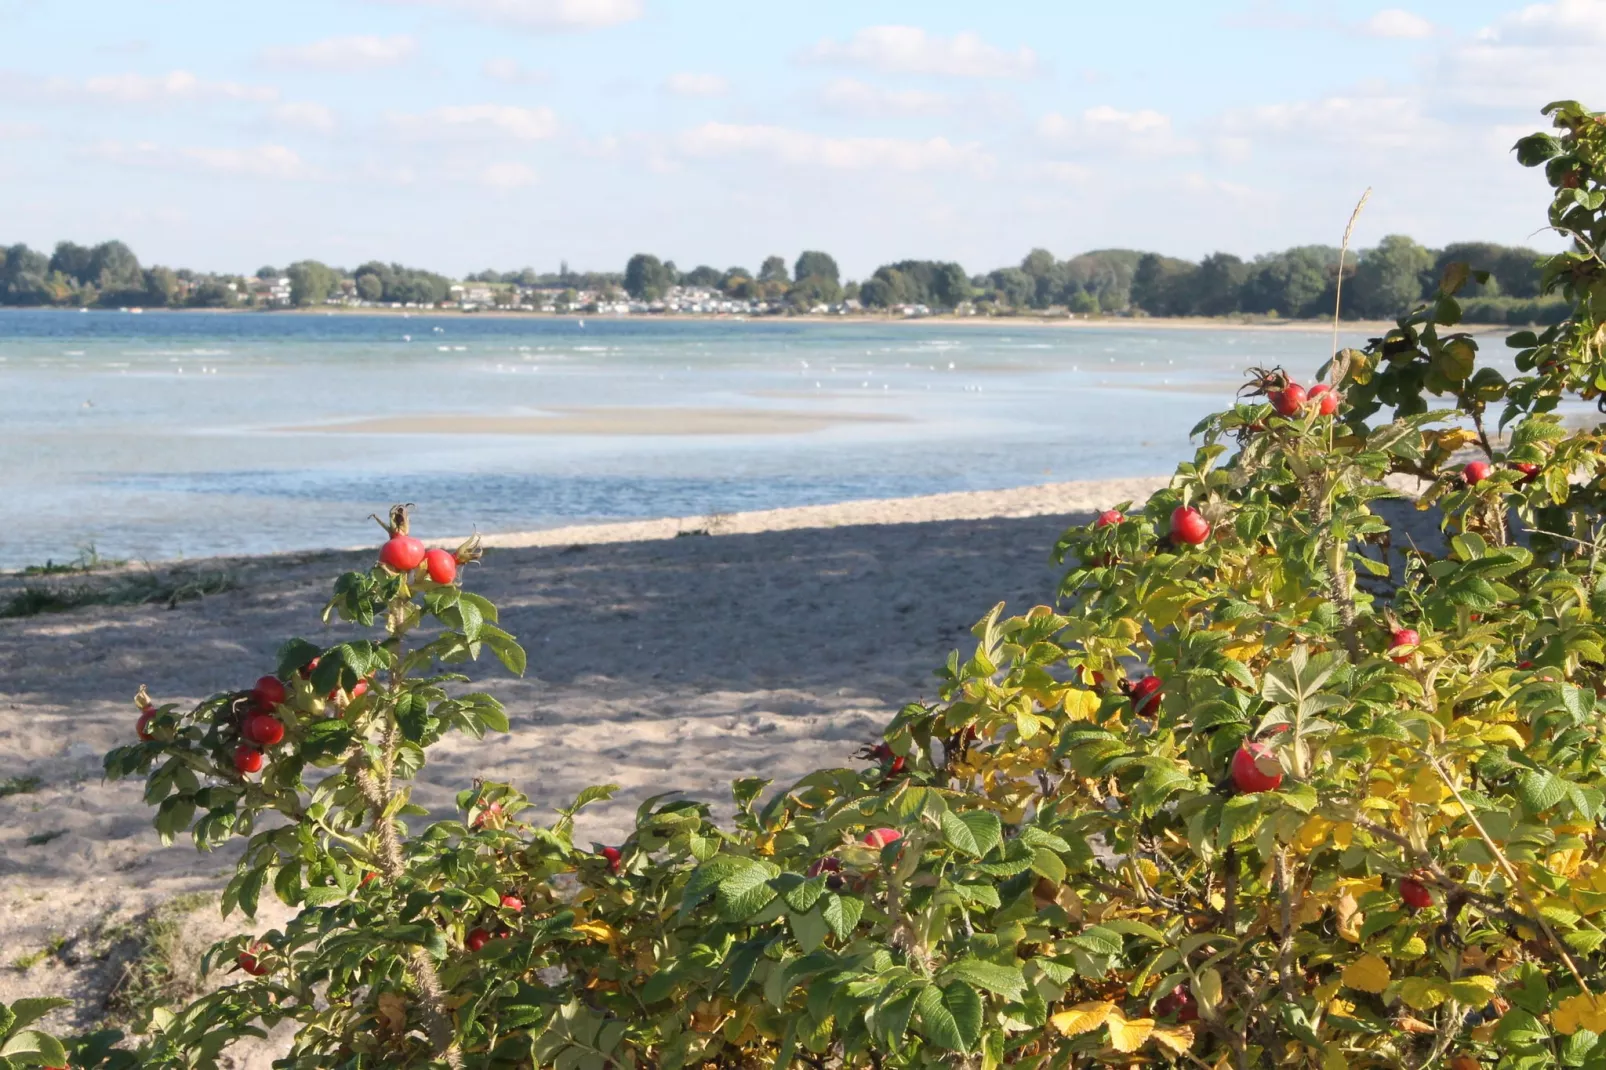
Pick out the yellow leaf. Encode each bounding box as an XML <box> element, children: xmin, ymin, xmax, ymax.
<box><xmin>1108</xmin><ymin>1014</ymin><xmax>1155</xmax><ymax>1053</ymax></box>
<box><xmin>1448</xmin><ymin>976</ymin><xmax>1498</xmax><ymax>1003</ymax></box>
<box><xmin>1050</xmin><ymin>1001</ymin><xmax>1117</xmax><ymax>1037</ymax></box>
<box><xmin>1398</xmin><ymin>1015</ymin><xmax>1437</xmax><ymax>1034</ymax></box>
<box><xmin>1333</xmin><ymin>822</ymin><xmax>1353</xmax><ymax>848</ymax></box>
<box><xmin>573</xmin><ymin>919</ymin><xmax>618</xmax><ymax>943</ymax></box>
<box><xmin>1224</xmin><ymin>638</ymin><xmax>1263</xmax><ymax>662</ymax></box>
<box><xmin>1342</xmin><ymin>954</ymin><xmax>1391</xmax><ymax>994</ymax></box>
<box><xmin>1297</xmin><ymin>815</ymin><xmax>1333</xmax><ymax>851</ymax></box>
<box><xmin>1150</xmin><ymin>1024</ymin><xmax>1195</xmax><ymax>1056</ymax></box>
<box><xmin>1063</xmin><ymin>688</ymin><xmax>1101</xmax><ymax>721</ymax></box>
<box><xmin>1336</xmin><ymin>892</ymin><xmax>1364</xmax><ymax>944</ymax></box>
<box><xmin>1394</xmin><ymin>936</ymin><xmax>1427</xmax><ymax>960</ymax></box>
<box><xmin>1553</xmin><ymin>994</ymin><xmax>1606</xmax><ymax>1036</ymax></box>
<box><xmin>1398</xmin><ymin>977</ymin><xmax>1448</xmax><ymax>1010</ymax></box>
<box><xmin>377</xmin><ymin>991</ymin><xmax>407</xmax><ymax>1033</ymax></box>
<box><xmin>1479</xmin><ymin>724</ymin><xmax>1527</xmax><ymax>747</ymax></box>
<box><xmin>1407</xmin><ymin>767</ymin><xmax>1445</xmax><ymax>804</ymax></box>
<box><xmin>1322</xmin><ymin>1044</ymin><xmax>1348</xmax><ymax>1070</ymax></box>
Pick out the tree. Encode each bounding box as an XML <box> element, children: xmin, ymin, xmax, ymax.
<box><xmin>623</xmin><ymin>253</ymin><xmax>672</xmax><ymax>300</ymax></box>
<box><xmin>187</xmin><ymin>280</ymin><xmax>235</xmax><ymax>308</ymax></box>
<box><xmin>1019</xmin><ymin>247</ymin><xmax>1055</xmax><ymax>279</ymax></box>
<box><xmin>0</xmin><ymin>242</ymin><xmax>51</xmax><ymax>305</ymax></box>
<box><xmin>793</xmin><ymin>251</ymin><xmax>839</xmax><ymax>285</ymax></box>
<box><xmin>986</xmin><ymin>267</ymin><xmax>1034</xmax><ymax>308</ymax></box>
<box><xmin>88</xmin><ymin>240</ymin><xmax>144</xmax><ymax>304</ymax></box>
<box><xmin>786</xmin><ymin>274</ymin><xmax>842</xmax><ymax>309</ymax></box>
<box><xmin>682</xmin><ymin>265</ymin><xmax>722</xmax><ymax>288</ymax></box>
<box><xmin>758</xmin><ymin>255</ymin><xmax>790</xmax><ymax>285</ymax></box>
<box><xmin>144</xmin><ymin>266</ymin><xmax>180</xmax><ymax>308</ymax></box>
<box><xmin>1241</xmin><ymin>246</ymin><xmax>1334</xmax><ymax>317</ymax></box>
<box><xmin>49</xmin><ymin>241</ymin><xmax>94</xmax><ymax>284</ymax></box>
<box><xmin>256</xmin><ymin>265</ymin><xmax>279</xmax><ymax>279</ymax></box>
<box><xmin>287</xmin><ymin>260</ymin><xmax>338</xmax><ymax>307</ymax></box>
<box><xmin>1188</xmin><ymin>252</ymin><xmax>1250</xmax><ymax>316</ymax></box>
<box><xmin>1130</xmin><ymin>252</ymin><xmax>1198</xmax><ymax>316</ymax></box>
<box><xmin>356</xmin><ymin>273</ymin><xmax>383</xmax><ymax>302</ymax></box>
<box><xmin>1349</xmin><ymin>234</ymin><xmax>1433</xmax><ymax>319</ymax></box>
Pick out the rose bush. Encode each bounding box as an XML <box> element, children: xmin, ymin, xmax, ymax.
<box><xmin>17</xmin><ymin>98</ymin><xmax>1606</xmax><ymax>1068</ymax></box>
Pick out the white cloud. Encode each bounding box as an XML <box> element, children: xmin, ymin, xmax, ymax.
<box><xmin>1360</xmin><ymin>9</ymin><xmax>1435</xmax><ymax>38</ymax></box>
<box><xmin>482</xmin><ymin>161</ymin><xmax>538</xmax><ymax>189</ymax></box>
<box><xmin>819</xmin><ymin>77</ymin><xmax>950</xmax><ymax>116</ymax></box>
<box><xmin>1487</xmin><ymin>0</ymin><xmax>1606</xmax><ymax>45</ymax></box>
<box><xmin>84</xmin><ymin>140</ymin><xmax>312</xmax><ymax>179</ymax></box>
<box><xmin>482</xmin><ymin>57</ymin><xmax>551</xmax><ymax>84</ymax></box>
<box><xmin>387</xmin><ymin>104</ymin><xmax>559</xmax><ymax>141</ymax></box>
<box><xmin>66</xmin><ymin>70</ymin><xmax>278</xmax><ymax>104</ymax></box>
<box><xmin>1219</xmin><ymin>92</ymin><xmax>1442</xmax><ymax>154</ymax></box>
<box><xmin>1033</xmin><ymin>161</ymin><xmax>1092</xmax><ymax>184</ymax></box>
<box><xmin>663</xmin><ymin>71</ymin><xmax>728</xmax><ymax>97</ymax></box>
<box><xmin>0</xmin><ymin>120</ymin><xmax>41</xmax><ymax>138</ymax></box>
<box><xmin>1037</xmin><ymin>106</ymin><xmax>1195</xmax><ymax>155</ymax></box>
<box><xmin>1433</xmin><ymin>1</ymin><xmax>1606</xmax><ymax>109</ymax></box>
<box><xmin>271</xmin><ymin>101</ymin><xmax>337</xmax><ymax>133</ymax></box>
<box><xmin>372</xmin><ymin>0</ymin><xmax>642</xmax><ymax>31</ymax></box>
<box><xmin>180</xmin><ymin>144</ymin><xmax>311</xmax><ymax>179</ymax></box>
<box><xmin>808</xmin><ymin>25</ymin><xmax>1037</xmax><ymax>79</ymax></box>
<box><xmin>677</xmin><ymin>122</ymin><xmax>992</xmax><ymax>174</ymax></box>
<box><xmin>261</xmin><ymin>34</ymin><xmax>418</xmax><ymax>71</ymax></box>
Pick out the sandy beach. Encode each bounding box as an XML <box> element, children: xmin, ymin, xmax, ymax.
<box><xmin>0</xmin><ymin>475</ymin><xmax>1446</xmax><ymax>1061</ymax></box>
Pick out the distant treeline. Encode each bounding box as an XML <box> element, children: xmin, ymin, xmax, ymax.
<box><xmin>0</xmin><ymin>236</ymin><xmax>1567</xmax><ymax>324</ymax></box>
<box><xmin>613</xmin><ymin>239</ymin><xmax>1565</xmax><ymax>324</ymax></box>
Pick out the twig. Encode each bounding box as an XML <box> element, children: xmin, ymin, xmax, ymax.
<box><xmin>1331</xmin><ymin>188</ymin><xmax>1373</xmax><ymax>364</ymax></box>
<box><xmin>1422</xmin><ymin>751</ymin><xmax>1591</xmax><ymax>993</ymax></box>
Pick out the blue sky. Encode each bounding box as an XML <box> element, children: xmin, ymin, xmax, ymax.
<box><xmin>1</xmin><ymin>0</ymin><xmax>1603</xmax><ymax>277</ymax></box>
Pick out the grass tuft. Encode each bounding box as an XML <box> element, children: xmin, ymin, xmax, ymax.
<box><xmin>18</xmin><ymin>543</ymin><xmax>127</xmax><ymax>577</ymax></box>
<box><xmin>0</xmin><ymin>775</ymin><xmax>42</xmax><ymax>798</ymax></box>
<box><xmin>25</xmin><ymin>828</ymin><xmax>68</xmax><ymax>846</ymax></box>
<box><xmin>103</xmin><ymin>893</ymin><xmax>216</xmax><ymax>1024</ymax></box>
<box><xmin>0</xmin><ymin>569</ymin><xmax>236</xmax><ymax>619</ymax></box>
<box><xmin>9</xmin><ymin>932</ymin><xmax>67</xmax><ymax>972</ymax></box>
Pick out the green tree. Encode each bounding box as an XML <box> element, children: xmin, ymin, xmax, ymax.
<box><xmin>1240</xmin><ymin>246</ymin><xmax>1334</xmax><ymax>317</ymax></box>
<box><xmin>49</xmin><ymin>241</ymin><xmax>94</xmax><ymax>284</ymax></box>
<box><xmin>985</xmin><ymin>267</ymin><xmax>1033</xmax><ymax>308</ymax></box>
<box><xmin>682</xmin><ymin>265</ymin><xmax>722</xmax><ymax>288</ymax></box>
<box><xmin>1349</xmin><ymin>234</ymin><xmax>1433</xmax><ymax>318</ymax></box>
<box><xmin>623</xmin><ymin>253</ymin><xmax>673</xmax><ymax>300</ymax></box>
<box><xmin>144</xmin><ymin>266</ymin><xmax>180</xmax><ymax>308</ymax></box>
<box><xmin>758</xmin><ymin>255</ymin><xmax>790</xmax><ymax>285</ymax></box>
<box><xmin>356</xmin><ymin>273</ymin><xmax>383</xmax><ymax>302</ymax></box>
<box><xmin>0</xmin><ymin>243</ymin><xmax>51</xmax><ymax>305</ymax></box>
<box><xmin>187</xmin><ymin>280</ymin><xmax>236</xmax><ymax>308</ymax></box>
<box><xmin>89</xmin><ymin>240</ymin><xmax>144</xmax><ymax>304</ymax></box>
<box><xmin>1188</xmin><ymin>251</ymin><xmax>1250</xmax><ymax>316</ymax></box>
<box><xmin>287</xmin><ymin>260</ymin><xmax>338</xmax><ymax>307</ymax></box>
<box><xmin>793</xmin><ymin>250</ymin><xmax>839</xmax><ymax>285</ymax></box>
<box><xmin>1130</xmin><ymin>252</ymin><xmax>1197</xmax><ymax>316</ymax></box>
<box><xmin>1019</xmin><ymin>247</ymin><xmax>1055</xmax><ymax>279</ymax></box>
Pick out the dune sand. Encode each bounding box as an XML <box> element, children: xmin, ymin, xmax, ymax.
<box><xmin>0</xmin><ymin>475</ymin><xmax>1443</xmax><ymax>1061</ymax></box>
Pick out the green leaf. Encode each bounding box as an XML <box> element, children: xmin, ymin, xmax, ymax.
<box><xmin>0</xmin><ymin>1029</ymin><xmax>68</xmax><ymax>1064</ymax></box>
<box><xmin>915</xmin><ymin>981</ymin><xmax>982</xmax><ymax>1052</ymax></box>
<box><xmin>1219</xmin><ymin>794</ymin><xmax>1260</xmax><ymax>844</ymax></box>
<box><xmin>1519</xmin><ymin>770</ymin><xmax>1570</xmax><ymax>814</ymax></box>
<box><xmin>395</xmin><ymin>692</ymin><xmax>433</xmax><ymax>743</ymax></box>
<box><xmin>821</xmin><ymin>894</ymin><xmax>863</xmax><ymax>941</ymax></box>
<box><xmin>2</xmin><ymin>1000</ymin><xmax>68</xmax><ymax>1033</ymax></box>
<box><xmin>716</xmin><ymin>864</ymin><xmax>779</xmax><ymax>922</ymax></box>
<box><xmin>788</xmin><ymin>907</ymin><xmax>829</xmax><ymax>953</ymax></box>
<box><xmin>943</xmin><ymin>958</ymin><xmax>1027</xmax><ymax>1000</ymax></box>
<box><xmin>942</xmin><ymin>810</ymin><xmax>1002</xmax><ymax>857</ymax></box>
<box><xmin>1068</xmin><ymin>925</ymin><xmax>1123</xmax><ymax>956</ymax></box>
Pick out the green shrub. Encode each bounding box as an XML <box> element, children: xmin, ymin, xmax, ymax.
<box><xmin>16</xmin><ymin>98</ymin><xmax>1606</xmax><ymax>1068</ymax></box>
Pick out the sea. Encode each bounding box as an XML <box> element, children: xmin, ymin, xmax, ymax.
<box><xmin>0</xmin><ymin>308</ymin><xmax>1382</xmax><ymax>569</ymax></box>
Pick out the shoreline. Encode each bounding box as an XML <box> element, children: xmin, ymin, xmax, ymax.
<box><xmin>5</xmin><ymin>305</ymin><xmax>1447</xmax><ymax>335</ymax></box>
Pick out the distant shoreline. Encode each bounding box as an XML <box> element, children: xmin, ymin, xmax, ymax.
<box><xmin>6</xmin><ymin>305</ymin><xmax>1461</xmax><ymax>335</ymax></box>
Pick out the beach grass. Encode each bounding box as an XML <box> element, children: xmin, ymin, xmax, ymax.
<box><xmin>1</xmin><ymin>569</ymin><xmax>238</xmax><ymax>619</ymax></box>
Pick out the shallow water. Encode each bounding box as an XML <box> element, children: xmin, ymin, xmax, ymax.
<box><xmin>1</xmin><ymin>309</ymin><xmax>1378</xmax><ymax>567</ymax></box>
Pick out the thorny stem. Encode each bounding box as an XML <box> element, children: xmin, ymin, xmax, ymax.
<box><xmin>1422</xmin><ymin>751</ymin><xmax>1592</xmax><ymax>994</ymax></box>
<box><xmin>1301</xmin><ymin>471</ymin><xmax>1361</xmax><ymax>659</ymax></box>
<box><xmin>354</xmin><ymin>723</ymin><xmax>464</xmax><ymax>1069</ymax></box>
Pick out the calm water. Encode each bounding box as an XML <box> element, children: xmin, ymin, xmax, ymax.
<box><xmin>0</xmin><ymin>309</ymin><xmax>1375</xmax><ymax>569</ymax></box>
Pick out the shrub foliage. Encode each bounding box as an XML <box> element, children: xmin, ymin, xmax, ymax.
<box><xmin>16</xmin><ymin>99</ymin><xmax>1606</xmax><ymax>1069</ymax></box>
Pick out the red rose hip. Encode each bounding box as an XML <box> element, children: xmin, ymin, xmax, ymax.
<box><xmin>1271</xmin><ymin>383</ymin><xmax>1307</xmax><ymax>416</ymax></box>
<box><xmin>1400</xmin><ymin>876</ymin><xmax>1432</xmax><ymax>911</ymax></box>
<box><xmin>863</xmin><ymin>828</ymin><xmax>902</xmax><ymax>849</ymax></box>
<box><xmin>465</xmin><ymin>928</ymin><xmax>491</xmax><ymax>952</ymax></box>
<box><xmin>379</xmin><ymin>533</ymin><xmax>427</xmax><ymax>572</ymax></box>
<box><xmin>1513</xmin><ymin>462</ymin><xmax>1539</xmax><ymax>483</ymax></box>
<box><xmin>1169</xmin><ymin>506</ymin><xmax>1211</xmax><ymax>545</ymax></box>
<box><xmin>236</xmin><ymin>951</ymin><xmax>270</xmax><ymax>976</ymax></box>
<box><xmin>500</xmin><ymin>894</ymin><xmax>524</xmax><ymax>912</ymax></box>
<box><xmin>243</xmin><ymin>713</ymin><xmax>285</xmax><ymax>747</ymax></box>
<box><xmin>1463</xmin><ymin>461</ymin><xmax>1492</xmax><ymax>486</ymax></box>
<box><xmin>1095</xmin><ymin>509</ymin><xmax>1123</xmax><ymax>528</ymax></box>
<box><xmin>137</xmin><ymin>705</ymin><xmax>158</xmax><ymax>741</ymax></box>
<box><xmin>600</xmin><ymin>845</ymin><xmax>622</xmax><ymax>873</ymax></box>
<box><xmin>252</xmin><ymin>675</ymin><xmax>287</xmax><ymax>708</ymax></box>
<box><xmin>1129</xmin><ymin>674</ymin><xmax>1162</xmax><ymax>716</ymax></box>
<box><xmin>233</xmin><ymin>744</ymin><xmax>265</xmax><ymax>775</ymax></box>
<box><xmin>1389</xmin><ymin>628</ymin><xmax>1420</xmax><ymax>664</ymax></box>
<box><xmin>1308</xmin><ymin>384</ymin><xmax>1339</xmax><ymax>416</ymax></box>
<box><xmin>424</xmin><ymin>548</ymin><xmax>458</xmax><ymax>584</ymax></box>
<box><xmin>1231</xmin><ymin>741</ymin><xmax>1283</xmax><ymax>793</ymax></box>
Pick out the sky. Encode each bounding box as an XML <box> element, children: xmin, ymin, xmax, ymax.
<box><xmin>1</xmin><ymin>0</ymin><xmax>1604</xmax><ymax>278</ymax></box>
